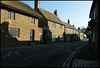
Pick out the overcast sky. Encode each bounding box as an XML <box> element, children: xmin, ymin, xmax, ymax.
<box><xmin>22</xmin><ymin>1</ymin><xmax>93</xmax><ymax>29</ymax></box>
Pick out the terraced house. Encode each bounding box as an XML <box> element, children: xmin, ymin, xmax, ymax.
<box><xmin>1</xmin><ymin>1</ymin><xmax>42</xmax><ymax>47</ymax></box>
<box><xmin>63</xmin><ymin>19</ymin><xmax>79</xmax><ymax>42</ymax></box>
<box><xmin>34</xmin><ymin>0</ymin><xmax>65</xmax><ymax>44</ymax></box>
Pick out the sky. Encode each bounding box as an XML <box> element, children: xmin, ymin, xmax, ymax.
<box><xmin>22</xmin><ymin>1</ymin><xmax>93</xmax><ymax>29</ymax></box>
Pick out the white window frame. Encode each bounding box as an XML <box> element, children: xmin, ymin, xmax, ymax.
<box><xmin>13</xmin><ymin>28</ymin><xmax>16</xmax><ymax>37</ymax></box>
<box><xmin>8</xmin><ymin>11</ymin><xmax>11</xmax><ymax>19</ymax></box>
<box><xmin>30</xmin><ymin>17</ymin><xmax>34</xmax><ymax>24</ymax></box>
<box><xmin>39</xmin><ymin>33</ymin><xmax>43</xmax><ymax>41</ymax></box>
<box><xmin>60</xmin><ymin>25</ymin><xmax>62</xmax><ymax>30</ymax></box>
<box><xmin>9</xmin><ymin>28</ymin><xmax>19</xmax><ymax>38</ymax></box>
<box><xmin>8</xmin><ymin>11</ymin><xmax>15</xmax><ymax>20</ymax></box>
<box><xmin>71</xmin><ymin>30</ymin><xmax>73</xmax><ymax>33</ymax></box>
<box><xmin>68</xmin><ymin>29</ymin><xmax>69</xmax><ymax>32</ymax></box>
<box><xmin>52</xmin><ymin>22</ymin><xmax>56</xmax><ymax>29</ymax></box>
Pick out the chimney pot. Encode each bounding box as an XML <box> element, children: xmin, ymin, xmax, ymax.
<box><xmin>68</xmin><ymin>19</ymin><xmax>70</xmax><ymax>24</ymax></box>
<box><xmin>73</xmin><ymin>25</ymin><xmax>74</xmax><ymax>27</ymax></box>
<box><xmin>78</xmin><ymin>27</ymin><xmax>80</xmax><ymax>30</ymax></box>
<box><xmin>54</xmin><ymin>9</ymin><xmax>58</xmax><ymax>16</ymax></box>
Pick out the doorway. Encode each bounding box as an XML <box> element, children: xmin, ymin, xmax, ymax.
<box><xmin>30</xmin><ymin>30</ymin><xmax>34</xmax><ymax>42</ymax></box>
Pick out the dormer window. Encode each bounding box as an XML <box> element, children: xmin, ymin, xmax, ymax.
<box><xmin>8</xmin><ymin>10</ymin><xmax>15</xmax><ymax>20</ymax></box>
<box><xmin>30</xmin><ymin>17</ymin><xmax>34</xmax><ymax>24</ymax></box>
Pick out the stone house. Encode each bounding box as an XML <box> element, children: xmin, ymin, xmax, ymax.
<box><xmin>1</xmin><ymin>1</ymin><xmax>42</xmax><ymax>47</ymax></box>
<box><xmin>34</xmin><ymin>0</ymin><xmax>65</xmax><ymax>44</ymax></box>
<box><xmin>63</xmin><ymin>19</ymin><xmax>78</xmax><ymax>42</ymax></box>
<box><xmin>88</xmin><ymin>0</ymin><xmax>98</xmax><ymax>57</ymax></box>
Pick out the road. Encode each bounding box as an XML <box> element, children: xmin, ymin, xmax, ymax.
<box><xmin>1</xmin><ymin>41</ymin><xmax>88</xmax><ymax>67</ymax></box>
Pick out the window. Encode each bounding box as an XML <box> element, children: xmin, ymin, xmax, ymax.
<box><xmin>39</xmin><ymin>33</ymin><xmax>43</xmax><ymax>41</ymax></box>
<box><xmin>9</xmin><ymin>28</ymin><xmax>20</xmax><ymax>38</ymax></box>
<box><xmin>8</xmin><ymin>11</ymin><xmax>10</xmax><ymax>19</ymax></box>
<box><xmin>68</xmin><ymin>29</ymin><xmax>69</xmax><ymax>32</ymax></box>
<box><xmin>13</xmin><ymin>28</ymin><xmax>15</xmax><ymax>37</ymax></box>
<box><xmin>60</xmin><ymin>25</ymin><xmax>62</xmax><ymax>30</ymax></box>
<box><xmin>9</xmin><ymin>28</ymin><xmax>12</xmax><ymax>35</ymax></box>
<box><xmin>93</xmin><ymin>33</ymin><xmax>95</xmax><ymax>42</ymax></box>
<box><xmin>94</xmin><ymin>8</ymin><xmax>96</xmax><ymax>20</ymax></box>
<box><xmin>60</xmin><ymin>35</ymin><xmax>63</xmax><ymax>41</ymax></box>
<box><xmin>30</xmin><ymin>17</ymin><xmax>34</xmax><ymax>24</ymax></box>
<box><xmin>52</xmin><ymin>35</ymin><xmax>56</xmax><ymax>41</ymax></box>
<box><xmin>67</xmin><ymin>36</ymin><xmax>70</xmax><ymax>41</ymax></box>
<box><xmin>16</xmin><ymin>29</ymin><xmax>19</xmax><ymax>37</ymax></box>
<box><xmin>8</xmin><ymin>11</ymin><xmax>15</xmax><ymax>20</ymax></box>
<box><xmin>73</xmin><ymin>35</ymin><xmax>75</xmax><ymax>40</ymax></box>
<box><xmin>52</xmin><ymin>22</ymin><xmax>56</xmax><ymax>29</ymax></box>
<box><xmin>71</xmin><ymin>30</ymin><xmax>73</xmax><ymax>33</ymax></box>
<box><xmin>74</xmin><ymin>30</ymin><xmax>75</xmax><ymax>33</ymax></box>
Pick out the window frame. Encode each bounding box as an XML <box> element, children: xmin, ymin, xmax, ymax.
<box><xmin>60</xmin><ymin>35</ymin><xmax>63</xmax><ymax>41</ymax></box>
<box><xmin>68</xmin><ymin>29</ymin><xmax>69</xmax><ymax>32</ymax></box>
<box><xmin>7</xmin><ymin>10</ymin><xmax>15</xmax><ymax>20</ymax></box>
<box><xmin>94</xmin><ymin>8</ymin><xmax>96</xmax><ymax>20</ymax></box>
<box><xmin>9</xmin><ymin>28</ymin><xmax>20</xmax><ymax>38</ymax></box>
<box><xmin>30</xmin><ymin>17</ymin><xmax>35</xmax><ymax>24</ymax></box>
<box><xmin>52</xmin><ymin>35</ymin><xmax>56</xmax><ymax>41</ymax></box>
<box><xmin>52</xmin><ymin>22</ymin><xmax>56</xmax><ymax>29</ymax></box>
<box><xmin>71</xmin><ymin>30</ymin><xmax>73</xmax><ymax>33</ymax></box>
<box><xmin>60</xmin><ymin>25</ymin><xmax>62</xmax><ymax>30</ymax></box>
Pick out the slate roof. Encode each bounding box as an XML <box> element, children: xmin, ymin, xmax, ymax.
<box><xmin>63</xmin><ymin>22</ymin><xmax>76</xmax><ymax>29</ymax></box>
<box><xmin>1</xmin><ymin>1</ymin><xmax>42</xmax><ymax>18</ymax></box>
<box><xmin>38</xmin><ymin>8</ymin><xmax>65</xmax><ymax>25</ymax></box>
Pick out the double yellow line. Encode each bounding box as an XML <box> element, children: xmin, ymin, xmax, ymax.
<box><xmin>62</xmin><ymin>44</ymin><xmax>87</xmax><ymax>67</ymax></box>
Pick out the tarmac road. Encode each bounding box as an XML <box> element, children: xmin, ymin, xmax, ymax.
<box><xmin>1</xmin><ymin>41</ymin><xmax>88</xmax><ymax>67</ymax></box>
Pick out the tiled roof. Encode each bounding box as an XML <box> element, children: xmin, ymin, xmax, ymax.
<box><xmin>38</xmin><ymin>8</ymin><xmax>65</xmax><ymax>25</ymax></box>
<box><xmin>1</xmin><ymin>1</ymin><xmax>42</xmax><ymax>18</ymax></box>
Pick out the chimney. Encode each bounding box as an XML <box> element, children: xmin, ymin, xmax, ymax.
<box><xmin>34</xmin><ymin>0</ymin><xmax>40</xmax><ymax>12</ymax></box>
<box><xmin>54</xmin><ymin>9</ymin><xmax>58</xmax><ymax>16</ymax></box>
<box><xmin>78</xmin><ymin>27</ymin><xmax>80</xmax><ymax>30</ymax></box>
<box><xmin>68</xmin><ymin>19</ymin><xmax>70</xmax><ymax>24</ymax></box>
<box><xmin>73</xmin><ymin>24</ymin><xmax>74</xmax><ymax>27</ymax></box>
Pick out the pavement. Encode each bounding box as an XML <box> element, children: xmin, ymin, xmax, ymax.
<box><xmin>69</xmin><ymin>44</ymin><xmax>99</xmax><ymax>67</ymax></box>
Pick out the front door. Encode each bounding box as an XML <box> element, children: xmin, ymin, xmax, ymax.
<box><xmin>30</xmin><ymin>30</ymin><xmax>34</xmax><ymax>41</ymax></box>
<box><xmin>40</xmin><ymin>33</ymin><xmax>43</xmax><ymax>43</ymax></box>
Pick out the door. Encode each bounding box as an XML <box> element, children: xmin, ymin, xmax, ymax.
<box><xmin>40</xmin><ymin>33</ymin><xmax>43</xmax><ymax>43</ymax></box>
<box><xmin>30</xmin><ymin>30</ymin><xmax>34</xmax><ymax>41</ymax></box>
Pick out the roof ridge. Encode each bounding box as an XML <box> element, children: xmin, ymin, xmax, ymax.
<box><xmin>39</xmin><ymin>8</ymin><xmax>60</xmax><ymax>18</ymax></box>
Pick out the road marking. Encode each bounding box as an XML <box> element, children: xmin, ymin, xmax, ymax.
<box><xmin>62</xmin><ymin>51</ymin><xmax>76</xmax><ymax>67</ymax></box>
<box><xmin>62</xmin><ymin>43</ymin><xmax>88</xmax><ymax>67</ymax></box>
<box><xmin>23</xmin><ymin>51</ymin><xmax>49</xmax><ymax>59</ymax></box>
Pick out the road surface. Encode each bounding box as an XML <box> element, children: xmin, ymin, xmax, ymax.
<box><xmin>1</xmin><ymin>41</ymin><xmax>88</xmax><ymax>67</ymax></box>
